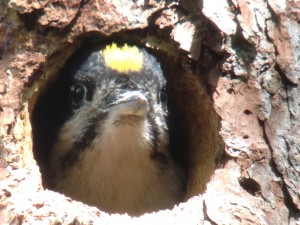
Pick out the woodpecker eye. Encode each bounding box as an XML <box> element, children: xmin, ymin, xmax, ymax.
<box><xmin>159</xmin><ymin>87</ymin><xmax>167</xmax><ymax>104</ymax></box>
<box><xmin>71</xmin><ymin>84</ymin><xmax>87</xmax><ymax>106</ymax></box>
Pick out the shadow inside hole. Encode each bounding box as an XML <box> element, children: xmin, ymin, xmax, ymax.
<box><xmin>239</xmin><ymin>177</ymin><xmax>261</xmax><ymax>196</ymax></box>
<box><xmin>31</xmin><ymin>72</ymin><xmax>71</xmax><ymax>188</ymax></box>
<box><xmin>244</xmin><ymin>109</ymin><xmax>253</xmax><ymax>115</ymax></box>
<box><xmin>156</xmin><ymin>52</ymin><xmax>225</xmax><ymax>198</ymax></box>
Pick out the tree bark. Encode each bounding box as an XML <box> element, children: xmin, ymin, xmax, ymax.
<box><xmin>0</xmin><ymin>0</ymin><xmax>299</xmax><ymax>224</ymax></box>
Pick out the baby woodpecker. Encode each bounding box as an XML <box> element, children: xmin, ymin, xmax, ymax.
<box><xmin>49</xmin><ymin>43</ymin><xmax>185</xmax><ymax>215</ymax></box>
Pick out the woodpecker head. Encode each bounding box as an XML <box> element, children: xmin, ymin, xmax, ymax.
<box><xmin>31</xmin><ymin>43</ymin><xmax>186</xmax><ymax>214</ymax></box>
<box><xmin>49</xmin><ymin>43</ymin><xmax>169</xmax><ymax>174</ymax></box>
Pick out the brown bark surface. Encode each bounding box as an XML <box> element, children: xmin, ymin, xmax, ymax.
<box><xmin>0</xmin><ymin>0</ymin><xmax>299</xmax><ymax>224</ymax></box>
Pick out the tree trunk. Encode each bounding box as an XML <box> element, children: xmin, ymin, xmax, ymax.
<box><xmin>0</xmin><ymin>0</ymin><xmax>299</xmax><ymax>224</ymax></box>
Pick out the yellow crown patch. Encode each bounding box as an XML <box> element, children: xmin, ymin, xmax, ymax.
<box><xmin>102</xmin><ymin>43</ymin><xmax>143</xmax><ymax>73</ymax></box>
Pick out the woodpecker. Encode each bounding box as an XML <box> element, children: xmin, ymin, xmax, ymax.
<box><xmin>48</xmin><ymin>43</ymin><xmax>184</xmax><ymax>215</ymax></box>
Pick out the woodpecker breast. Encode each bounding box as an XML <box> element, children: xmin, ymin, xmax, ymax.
<box><xmin>49</xmin><ymin>43</ymin><xmax>185</xmax><ymax>215</ymax></box>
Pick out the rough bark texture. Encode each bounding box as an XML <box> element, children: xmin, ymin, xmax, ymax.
<box><xmin>0</xmin><ymin>0</ymin><xmax>299</xmax><ymax>224</ymax></box>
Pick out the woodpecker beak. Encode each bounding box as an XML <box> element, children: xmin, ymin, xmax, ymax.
<box><xmin>113</xmin><ymin>91</ymin><xmax>148</xmax><ymax>117</ymax></box>
<box><xmin>101</xmin><ymin>90</ymin><xmax>149</xmax><ymax>126</ymax></box>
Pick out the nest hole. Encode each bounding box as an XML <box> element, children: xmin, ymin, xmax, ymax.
<box><xmin>239</xmin><ymin>177</ymin><xmax>261</xmax><ymax>196</ymax></box>
<box><xmin>29</xmin><ymin>38</ymin><xmax>224</xmax><ymax>213</ymax></box>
